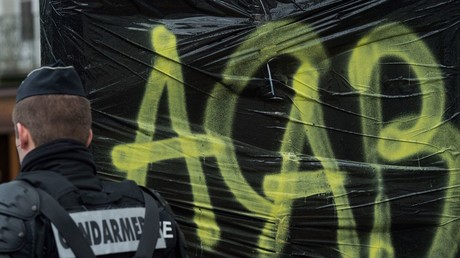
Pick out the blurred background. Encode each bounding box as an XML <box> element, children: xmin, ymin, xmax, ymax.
<box><xmin>0</xmin><ymin>0</ymin><xmax>40</xmax><ymax>182</ymax></box>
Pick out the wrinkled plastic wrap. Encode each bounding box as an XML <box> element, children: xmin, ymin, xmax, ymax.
<box><xmin>41</xmin><ymin>0</ymin><xmax>460</xmax><ymax>257</ymax></box>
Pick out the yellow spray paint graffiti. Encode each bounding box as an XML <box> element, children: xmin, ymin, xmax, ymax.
<box><xmin>112</xmin><ymin>26</ymin><xmax>220</xmax><ymax>250</ymax></box>
<box><xmin>111</xmin><ymin>20</ymin><xmax>459</xmax><ymax>257</ymax></box>
<box><xmin>202</xmin><ymin>20</ymin><xmax>360</xmax><ymax>256</ymax></box>
<box><xmin>349</xmin><ymin>22</ymin><xmax>460</xmax><ymax>258</ymax></box>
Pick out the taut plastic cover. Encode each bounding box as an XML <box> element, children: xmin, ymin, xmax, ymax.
<box><xmin>41</xmin><ymin>0</ymin><xmax>460</xmax><ymax>257</ymax></box>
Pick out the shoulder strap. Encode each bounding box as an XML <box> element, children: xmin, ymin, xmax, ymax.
<box><xmin>35</xmin><ymin>187</ymin><xmax>96</xmax><ymax>258</ymax></box>
<box><xmin>139</xmin><ymin>186</ymin><xmax>188</xmax><ymax>257</ymax></box>
<box><xmin>134</xmin><ymin>191</ymin><xmax>160</xmax><ymax>258</ymax></box>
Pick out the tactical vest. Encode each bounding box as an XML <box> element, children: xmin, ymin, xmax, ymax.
<box><xmin>0</xmin><ymin>171</ymin><xmax>186</xmax><ymax>258</ymax></box>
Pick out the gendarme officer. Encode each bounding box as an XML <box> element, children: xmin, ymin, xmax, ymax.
<box><xmin>0</xmin><ymin>61</ymin><xmax>187</xmax><ymax>257</ymax></box>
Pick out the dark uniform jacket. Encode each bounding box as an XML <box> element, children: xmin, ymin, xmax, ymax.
<box><xmin>0</xmin><ymin>139</ymin><xmax>187</xmax><ymax>258</ymax></box>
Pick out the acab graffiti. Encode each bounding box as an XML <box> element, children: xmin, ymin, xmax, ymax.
<box><xmin>111</xmin><ymin>20</ymin><xmax>460</xmax><ymax>257</ymax></box>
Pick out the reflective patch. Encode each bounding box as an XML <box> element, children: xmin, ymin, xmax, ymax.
<box><xmin>51</xmin><ymin>207</ymin><xmax>168</xmax><ymax>258</ymax></box>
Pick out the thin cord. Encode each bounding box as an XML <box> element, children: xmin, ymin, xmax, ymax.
<box><xmin>266</xmin><ymin>63</ymin><xmax>275</xmax><ymax>96</ymax></box>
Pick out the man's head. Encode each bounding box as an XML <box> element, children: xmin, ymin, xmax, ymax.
<box><xmin>12</xmin><ymin>62</ymin><xmax>92</xmax><ymax>161</ymax></box>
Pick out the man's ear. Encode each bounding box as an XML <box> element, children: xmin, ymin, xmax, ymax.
<box><xmin>86</xmin><ymin>129</ymin><xmax>93</xmax><ymax>147</ymax></box>
<box><xmin>16</xmin><ymin>122</ymin><xmax>32</xmax><ymax>149</ymax></box>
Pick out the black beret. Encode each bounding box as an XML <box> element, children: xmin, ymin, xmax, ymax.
<box><xmin>16</xmin><ymin>61</ymin><xmax>85</xmax><ymax>103</ymax></box>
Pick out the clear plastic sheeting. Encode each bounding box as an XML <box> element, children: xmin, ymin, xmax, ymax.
<box><xmin>41</xmin><ymin>0</ymin><xmax>460</xmax><ymax>257</ymax></box>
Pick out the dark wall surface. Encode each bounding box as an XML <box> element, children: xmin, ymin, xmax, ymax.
<box><xmin>41</xmin><ymin>0</ymin><xmax>460</xmax><ymax>257</ymax></box>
